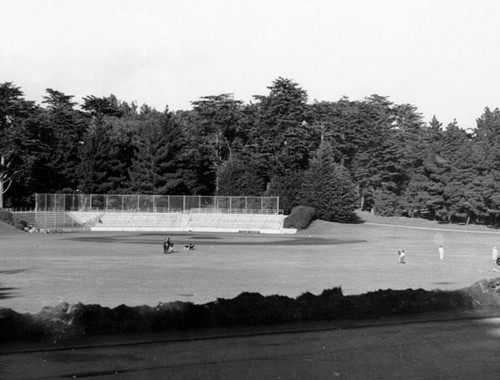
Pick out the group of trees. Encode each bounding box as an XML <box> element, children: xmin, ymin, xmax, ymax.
<box><xmin>1</xmin><ymin>78</ymin><xmax>500</xmax><ymax>225</ymax></box>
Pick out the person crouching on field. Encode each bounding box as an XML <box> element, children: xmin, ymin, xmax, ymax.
<box><xmin>163</xmin><ymin>237</ymin><xmax>174</xmax><ymax>254</ymax></box>
<box><xmin>167</xmin><ymin>237</ymin><xmax>174</xmax><ymax>253</ymax></box>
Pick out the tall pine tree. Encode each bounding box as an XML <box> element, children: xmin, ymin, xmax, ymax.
<box><xmin>299</xmin><ymin>141</ymin><xmax>357</xmax><ymax>222</ymax></box>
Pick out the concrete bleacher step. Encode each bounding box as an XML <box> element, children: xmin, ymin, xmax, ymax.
<box><xmin>87</xmin><ymin>212</ymin><xmax>291</xmax><ymax>234</ymax></box>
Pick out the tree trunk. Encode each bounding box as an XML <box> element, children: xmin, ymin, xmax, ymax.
<box><xmin>356</xmin><ymin>184</ymin><xmax>364</xmax><ymax>210</ymax></box>
<box><xmin>0</xmin><ymin>153</ymin><xmax>4</xmax><ymax>209</ymax></box>
<box><xmin>0</xmin><ymin>178</ymin><xmax>3</xmax><ymax>209</ymax></box>
<box><xmin>0</xmin><ymin>154</ymin><xmax>13</xmax><ymax>209</ymax></box>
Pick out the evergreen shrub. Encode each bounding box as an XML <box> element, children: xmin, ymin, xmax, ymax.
<box><xmin>0</xmin><ymin>209</ymin><xmax>27</xmax><ymax>230</ymax></box>
<box><xmin>284</xmin><ymin>206</ymin><xmax>316</xmax><ymax>229</ymax></box>
<box><xmin>0</xmin><ymin>209</ymin><xmax>14</xmax><ymax>225</ymax></box>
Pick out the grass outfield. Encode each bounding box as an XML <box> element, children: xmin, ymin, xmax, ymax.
<box><xmin>2</xmin><ymin>218</ymin><xmax>500</xmax><ymax>314</ymax></box>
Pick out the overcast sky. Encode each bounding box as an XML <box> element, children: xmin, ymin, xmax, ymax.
<box><xmin>2</xmin><ymin>0</ymin><xmax>500</xmax><ymax>128</ymax></box>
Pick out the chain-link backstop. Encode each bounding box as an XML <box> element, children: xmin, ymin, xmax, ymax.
<box><xmin>35</xmin><ymin>194</ymin><xmax>281</xmax><ymax>214</ymax></box>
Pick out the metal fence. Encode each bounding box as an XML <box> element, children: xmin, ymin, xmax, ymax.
<box><xmin>35</xmin><ymin>194</ymin><xmax>281</xmax><ymax>214</ymax></box>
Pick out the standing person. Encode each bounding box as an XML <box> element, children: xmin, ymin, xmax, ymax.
<box><xmin>493</xmin><ymin>246</ymin><xmax>498</xmax><ymax>262</ymax></box>
<box><xmin>438</xmin><ymin>245</ymin><xmax>444</xmax><ymax>260</ymax></box>
<box><xmin>398</xmin><ymin>249</ymin><xmax>406</xmax><ymax>264</ymax></box>
<box><xmin>163</xmin><ymin>237</ymin><xmax>168</xmax><ymax>254</ymax></box>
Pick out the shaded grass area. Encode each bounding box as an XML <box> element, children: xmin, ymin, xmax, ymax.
<box><xmin>0</xmin><ymin>280</ymin><xmax>488</xmax><ymax>343</ymax></box>
<box><xmin>0</xmin><ymin>286</ymin><xmax>16</xmax><ymax>300</ymax></box>
<box><xmin>65</xmin><ymin>234</ymin><xmax>366</xmax><ymax>246</ymax></box>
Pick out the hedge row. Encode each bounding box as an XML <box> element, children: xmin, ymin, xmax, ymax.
<box><xmin>0</xmin><ymin>286</ymin><xmax>474</xmax><ymax>343</ymax></box>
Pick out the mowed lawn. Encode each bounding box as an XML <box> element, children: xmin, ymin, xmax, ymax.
<box><xmin>1</xmin><ymin>220</ymin><xmax>500</xmax><ymax>314</ymax></box>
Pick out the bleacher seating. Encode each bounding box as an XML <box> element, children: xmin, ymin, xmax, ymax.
<box><xmin>12</xmin><ymin>211</ymin><xmax>294</xmax><ymax>234</ymax></box>
<box><xmin>86</xmin><ymin>212</ymin><xmax>292</xmax><ymax>234</ymax></box>
<box><xmin>69</xmin><ymin>212</ymin><xmax>104</xmax><ymax>226</ymax></box>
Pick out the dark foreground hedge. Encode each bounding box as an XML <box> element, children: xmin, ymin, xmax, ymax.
<box><xmin>0</xmin><ymin>284</ymin><xmax>477</xmax><ymax>343</ymax></box>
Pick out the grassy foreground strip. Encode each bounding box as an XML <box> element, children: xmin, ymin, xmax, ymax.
<box><xmin>4</xmin><ymin>279</ymin><xmax>499</xmax><ymax>344</ymax></box>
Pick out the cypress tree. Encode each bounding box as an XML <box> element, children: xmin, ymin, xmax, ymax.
<box><xmin>216</xmin><ymin>153</ymin><xmax>266</xmax><ymax>196</ymax></box>
<box><xmin>299</xmin><ymin>141</ymin><xmax>357</xmax><ymax>222</ymax></box>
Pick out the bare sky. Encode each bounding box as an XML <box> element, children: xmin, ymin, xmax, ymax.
<box><xmin>2</xmin><ymin>0</ymin><xmax>500</xmax><ymax>128</ymax></box>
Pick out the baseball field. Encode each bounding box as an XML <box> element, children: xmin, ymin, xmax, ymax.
<box><xmin>1</xmin><ymin>216</ymin><xmax>500</xmax><ymax>314</ymax></box>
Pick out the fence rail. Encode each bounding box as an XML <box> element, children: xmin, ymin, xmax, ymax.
<box><xmin>34</xmin><ymin>194</ymin><xmax>281</xmax><ymax>214</ymax></box>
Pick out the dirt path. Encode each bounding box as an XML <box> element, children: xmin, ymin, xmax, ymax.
<box><xmin>300</xmin><ymin>215</ymin><xmax>500</xmax><ymax>236</ymax></box>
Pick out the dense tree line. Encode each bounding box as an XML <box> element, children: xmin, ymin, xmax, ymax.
<box><xmin>1</xmin><ymin>78</ymin><xmax>500</xmax><ymax>225</ymax></box>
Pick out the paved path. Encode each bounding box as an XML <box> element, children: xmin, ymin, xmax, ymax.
<box><xmin>365</xmin><ymin>221</ymin><xmax>500</xmax><ymax>234</ymax></box>
<box><xmin>2</xmin><ymin>314</ymin><xmax>500</xmax><ymax>379</ymax></box>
